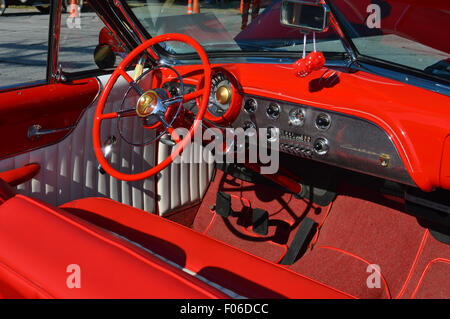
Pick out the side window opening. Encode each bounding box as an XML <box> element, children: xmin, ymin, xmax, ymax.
<box><xmin>58</xmin><ymin>1</ymin><xmax>127</xmax><ymax>75</ymax></box>
<box><xmin>0</xmin><ymin>5</ymin><xmax>51</xmax><ymax>89</ymax></box>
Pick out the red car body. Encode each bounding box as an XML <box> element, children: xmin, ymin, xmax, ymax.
<box><xmin>0</xmin><ymin>0</ymin><xmax>449</xmax><ymax>300</ymax></box>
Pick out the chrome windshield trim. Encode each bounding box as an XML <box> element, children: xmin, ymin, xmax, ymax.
<box><xmin>354</xmin><ymin>62</ymin><xmax>450</xmax><ymax>97</ymax></box>
<box><xmin>160</xmin><ymin>55</ymin><xmax>351</xmax><ymax>66</ymax></box>
<box><xmin>47</xmin><ymin>0</ymin><xmax>62</xmax><ymax>84</ymax></box>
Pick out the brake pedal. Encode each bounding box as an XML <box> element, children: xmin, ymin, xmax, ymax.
<box><xmin>280</xmin><ymin>217</ymin><xmax>317</xmax><ymax>265</ymax></box>
<box><xmin>216</xmin><ymin>191</ymin><xmax>232</xmax><ymax>217</ymax></box>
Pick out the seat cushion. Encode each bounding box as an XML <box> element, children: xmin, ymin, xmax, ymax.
<box><xmin>60</xmin><ymin>197</ymin><xmax>355</xmax><ymax>299</ymax></box>
<box><xmin>0</xmin><ymin>195</ymin><xmax>228</xmax><ymax>299</ymax></box>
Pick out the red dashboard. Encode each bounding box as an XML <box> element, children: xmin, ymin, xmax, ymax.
<box><xmin>158</xmin><ymin>62</ymin><xmax>450</xmax><ymax>192</ymax></box>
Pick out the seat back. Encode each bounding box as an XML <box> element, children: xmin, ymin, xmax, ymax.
<box><xmin>0</xmin><ymin>195</ymin><xmax>227</xmax><ymax>299</ymax></box>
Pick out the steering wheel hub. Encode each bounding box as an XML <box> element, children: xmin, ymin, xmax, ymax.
<box><xmin>136</xmin><ymin>90</ymin><xmax>159</xmax><ymax>117</ymax></box>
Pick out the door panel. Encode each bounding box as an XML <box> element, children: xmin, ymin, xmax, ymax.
<box><xmin>0</xmin><ymin>73</ymin><xmax>215</xmax><ymax>215</ymax></box>
<box><xmin>0</xmin><ymin>74</ymin><xmax>157</xmax><ymax>211</ymax></box>
<box><xmin>0</xmin><ymin>79</ymin><xmax>99</xmax><ymax>159</ymax></box>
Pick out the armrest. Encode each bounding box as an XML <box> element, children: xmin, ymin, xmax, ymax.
<box><xmin>0</xmin><ymin>163</ymin><xmax>40</xmax><ymax>187</ymax></box>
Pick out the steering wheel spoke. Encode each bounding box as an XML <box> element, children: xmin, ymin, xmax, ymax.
<box><xmin>162</xmin><ymin>95</ymin><xmax>183</xmax><ymax>106</ymax></box>
<box><xmin>183</xmin><ymin>89</ymin><xmax>204</xmax><ymax>102</ymax></box>
<box><xmin>98</xmin><ymin>108</ymin><xmax>137</xmax><ymax>121</ymax></box>
<box><xmin>117</xmin><ymin>107</ymin><xmax>137</xmax><ymax>118</ymax></box>
<box><xmin>98</xmin><ymin>112</ymin><xmax>119</xmax><ymax>120</ymax></box>
<box><xmin>119</xmin><ymin>69</ymin><xmax>145</xmax><ymax>96</ymax></box>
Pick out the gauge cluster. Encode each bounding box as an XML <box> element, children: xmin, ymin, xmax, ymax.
<box><xmin>162</xmin><ymin>71</ymin><xmax>241</xmax><ymax>124</ymax></box>
<box><xmin>208</xmin><ymin>72</ymin><xmax>233</xmax><ymax>117</ymax></box>
<box><xmin>233</xmin><ymin>95</ymin><xmax>415</xmax><ymax>186</ymax></box>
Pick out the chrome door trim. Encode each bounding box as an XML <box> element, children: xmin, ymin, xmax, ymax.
<box><xmin>47</xmin><ymin>0</ymin><xmax>62</xmax><ymax>84</ymax></box>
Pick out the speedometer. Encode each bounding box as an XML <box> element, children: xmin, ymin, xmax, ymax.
<box><xmin>208</xmin><ymin>73</ymin><xmax>233</xmax><ymax>117</ymax></box>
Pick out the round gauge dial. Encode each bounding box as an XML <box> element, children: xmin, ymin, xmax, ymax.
<box><xmin>289</xmin><ymin>108</ymin><xmax>306</xmax><ymax>126</ymax></box>
<box><xmin>208</xmin><ymin>73</ymin><xmax>233</xmax><ymax>117</ymax></box>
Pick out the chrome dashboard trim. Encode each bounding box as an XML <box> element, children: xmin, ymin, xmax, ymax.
<box><xmin>233</xmin><ymin>94</ymin><xmax>416</xmax><ymax>186</ymax></box>
<box><xmin>354</xmin><ymin>62</ymin><xmax>450</xmax><ymax>97</ymax></box>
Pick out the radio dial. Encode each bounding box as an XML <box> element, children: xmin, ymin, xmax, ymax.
<box><xmin>289</xmin><ymin>108</ymin><xmax>306</xmax><ymax>126</ymax></box>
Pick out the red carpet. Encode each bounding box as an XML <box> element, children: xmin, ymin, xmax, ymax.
<box><xmin>191</xmin><ymin>169</ymin><xmax>450</xmax><ymax>298</ymax></box>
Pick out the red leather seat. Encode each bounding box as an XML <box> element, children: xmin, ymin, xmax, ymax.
<box><xmin>60</xmin><ymin>197</ymin><xmax>354</xmax><ymax>299</ymax></box>
<box><xmin>0</xmin><ymin>194</ymin><xmax>353</xmax><ymax>298</ymax></box>
<box><xmin>0</xmin><ymin>195</ymin><xmax>228</xmax><ymax>299</ymax></box>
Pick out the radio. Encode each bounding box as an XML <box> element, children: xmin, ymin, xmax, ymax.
<box><xmin>279</xmin><ymin>129</ymin><xmax>314</xmax><ymax>157</ymax></box>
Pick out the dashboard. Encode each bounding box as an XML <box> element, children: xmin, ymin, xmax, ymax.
<box><xmin>158</xmin><ymin>62</ymin><xmax>450</xmax><ymax>192</ymax></box>
<box><xmin>233</xmin><ymin>95</ymin><xmax>414</xmax><ymax>186</ymax></box>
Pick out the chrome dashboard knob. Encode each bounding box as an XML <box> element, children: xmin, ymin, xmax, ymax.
<box><xmin>313</xmin><ymin>138</ymin><xmax>329</xmax><ymax>156</ymax></box>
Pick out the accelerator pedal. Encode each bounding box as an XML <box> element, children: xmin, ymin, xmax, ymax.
<box><xmin>280</xmin><ymin>217</ymin><xmax>317</xmax><ymax>265</ymax></box>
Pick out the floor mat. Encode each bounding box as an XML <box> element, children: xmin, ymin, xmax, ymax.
<box><xmin>395</xmin><ymin>229</ymin><xmax>450</xmax><ymax>299</ymax></box>
<box><xmin>409</xmin><ymin>259</ymin><xmax>450</xmax><ymax>298</ymax></box>
<box><xmin>290</xmin><ymin>183</ymin><xmax>450</xmax><ymax>299</ymax></box>
<box><xmin>192</xmin><ymin>169</ymin><xmax>326</xmax><ymax>262</ymax></box>
<box><xmin>191</xmin><ymin>170</ymin><xmax>450</xmax><ymax>298</ymax></box>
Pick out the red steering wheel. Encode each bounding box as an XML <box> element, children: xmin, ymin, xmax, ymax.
<box><xmin>93</xmin><ymin>33</ymin><xmax>211</xmax><ymax>181</ymax></box>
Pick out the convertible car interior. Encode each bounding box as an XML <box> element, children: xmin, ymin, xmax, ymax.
<box><xmin>0</xmin><ymin>0</ymin><xmax>449</xmax><ymax>299</ymax></box>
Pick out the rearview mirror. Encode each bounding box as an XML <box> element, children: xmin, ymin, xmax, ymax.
<box><xmin>94</xmin><ymin>44</ymin><xmax>116</xmax><ymax>69</ymax></box>
<box><xmin>280</xmin><ymin>0</ymin><xmax>330</xmax><ymax>33</ymax></box>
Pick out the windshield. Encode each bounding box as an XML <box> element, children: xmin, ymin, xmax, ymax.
<box><xmin>125</xmin><ymin>0</ymin><xmax>450</xmax><ymax>81</ymax></box>
<box><xmin>125</xmin><ymin>0</ymin><xmax>346</xmax><ymax>56</ymax></box>
<box><xmin>326</xmin><ymin>0</ymin><xmax>450</xmax><ymax>80</ymax></box>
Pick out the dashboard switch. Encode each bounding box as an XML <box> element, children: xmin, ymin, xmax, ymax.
<box><xmin>313</xmin><ymin>138</ymin><xmax>329</xmax><ymax>156</ymax></box>
<box><xmin>266</xmin><ymin>103</ymin><xmax>281</xmax><ymax>119</ymax></box>
<box><xmin>315</xmin><ymin>113</ymin><xmax>331</xmax><ymax>130</ymax></box>
<box><xmin>244</xmin><ymin>98</ymin><xmax>257</xmax><ymax>113</ymax></box>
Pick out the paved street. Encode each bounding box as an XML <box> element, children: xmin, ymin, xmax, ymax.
<box><xmin>0</xmin><ymin>6</ymin><xmax>109</xmax><ymax>87</ymax></box>
<box><xmin>0</xmin><ymin>8</ymin><xmax>51</xmax><ymax>88</ymax></box>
